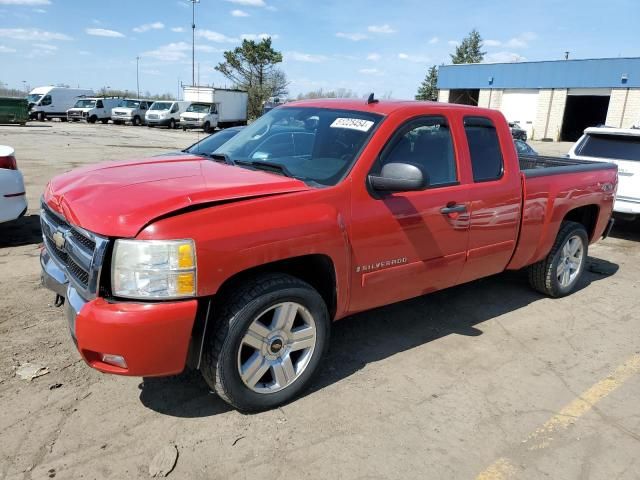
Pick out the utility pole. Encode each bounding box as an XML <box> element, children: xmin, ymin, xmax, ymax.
<box><xmin>191</xmin><ymin>0</ymin><xmax>200</xmax><ymax>86</ymax></box>
<box><xmin>136</xmin><ymin>56</ymin><xmax>140</xmax><ymax>99</ymax></box>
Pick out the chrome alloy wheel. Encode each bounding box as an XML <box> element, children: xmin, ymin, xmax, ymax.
<box><xmin>557</xmin><ymin>234</ymin><xmax>584</xmax><ymax>288</ymax></box>
<box><xmin>237</xmin><ymin>302</ymin><xmax>317</xmax><ymax>394</ymax></box>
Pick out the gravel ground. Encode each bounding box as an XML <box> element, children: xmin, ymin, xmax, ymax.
<box><xmin>0</xmin><ymin>122</ymin><xmax>639</xmax><ymax>480</ymax></box>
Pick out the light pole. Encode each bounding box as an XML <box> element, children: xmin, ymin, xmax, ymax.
<box><xmin>22</xmin><ymin>80</ymin><xmax>27</xmax><ymax>94</ymax></box>
<box><xmin>136</xmin><ymin>56</ymin><xmax>140</xmax><ymax>99</ymax></box>
<box><xmin>191</xmin><ymin>0</ymin><xmax>200</xmax><ymax>86</ymax></box>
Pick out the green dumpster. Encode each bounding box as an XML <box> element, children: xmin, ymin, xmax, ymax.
<box><xmin>0</xmin><ymin>97</ymin><xmax>28</xmax><ymax>125</ymax></box>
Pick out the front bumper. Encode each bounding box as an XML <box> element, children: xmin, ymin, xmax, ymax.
<box><xmin>41</xmin><ymin>248</ymin><xmax>198</xmax><ymax>377</ymax></box>
<box><xmin>146</xmin><ymin>117</ymin><xmax>174</xmax><ymax>127</ymax></box>
<box><xmin>614</xmin><ymin>197</ymin><xmax>640</xmax><ymax>217</ymax></box>
<box><xmin>181</xmin><ymin>120</ymin><xmax>205</xmax><ymax>129</ymax></box>
<box><xmin>111</xmin><ymin>115</ymin><xmax>133</xmax><ymax>122</ymax></box>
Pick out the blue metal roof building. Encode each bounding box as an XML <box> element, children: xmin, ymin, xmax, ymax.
<box><xmin>436</xmin><ymin>57</ymin><xmax>640</xmax><ymax>141</ymax></box>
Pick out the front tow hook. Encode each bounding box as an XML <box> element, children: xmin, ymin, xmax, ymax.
<box><xmin>54</xmin><ymin>294</ymin><xmax>65</xmax><ymax>307</ymax></box>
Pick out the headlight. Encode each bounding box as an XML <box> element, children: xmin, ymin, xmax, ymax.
<box><xmin>112</xmin><ymin>239</ymin><xmax>196</xmax><ymax>299</ymax></box>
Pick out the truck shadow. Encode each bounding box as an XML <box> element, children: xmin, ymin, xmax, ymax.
<box><xmin>139</xmin><ymin>255</ymin><xmax>617</xmax><ymax>418</ymax></box>
<box><xmin>609</xmin><ymin>218</ymin><xmax>640</xmax><ymax>242</ymax></box>
<box><xmin>0</xmin><ymin>214</ymin><xmax>42</xmax><ymax>247</ymax></box>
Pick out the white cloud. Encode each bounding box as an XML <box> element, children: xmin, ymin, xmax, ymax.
<box><xmin>428</xmin><ymin>37</ymin><xmax>439</xmax><ymax>44</ymax></box>
<box><xmin>225</xmin><ymin>0</ymin><xmax>265</xmax><ymax>6</ymax></box>
<box><xmin>367</xmin><ymin>24</ymin><xmax>395</xmax><ymax>34</ymax></box>
<box><xmin>359</xmin><ymin>68</ymin><xmax>383</xmax><ymax>76</ymax></box>
<box><xmin>0</xmin><ymin>28</ymin><xmax>71</xmax><ymax>41</ymax></box>
<box><xmin>506</xmin><ymin>32</ymin><xmax>537</xmax><ymax>48</ymax></box>
<box><xmin>336</xmin><ymin>32</ymin><xmax>368</xmax><ymax>41</ymax></box>
<box><xmin>484</xmin><ymin>51</ymin><xmax>526</xmax><ymax>63</ymax></box>
<box><xmin>0</xmin><ymin>0</ymin><xmax>50</xmax><ymax>4</ymax></box>
<box><xmin>142</xmin><ymin>41</ymin><xmax>220</xmax><ymax>62</ymax></box>
<box><xmin>398</xmin><ymin>52</ymin><xmax>430</xmax><ymax>63</ymax></box>
<box><xmin>133</xmin><ymin>22</ymin><xmax>164</xmax><ymax>33</ymax></box>
<box><xmin>367</xmin><ymin>53</ymin><xmax>381</xmax><ymax>61</ymax></box>
<box><xmin>485</xmin><ymin>39</ymin><xmax>501</xmax><ymax>47</ymax></box>
<box><xmin>286</xmin><ymin>51</ymin><xmax>327</xmax><ymax>63</ymax></box>
<box><xmin>241</xmin><ymin>32</ymin><xmax>278</xmax><ymax>41</ymax></box>
<box><xmin>85</xmin><ymin>28</ymin><xmax>125</xmax><ymax>38</ymax></box>
<box><xmin>0</xmin><ymin>45</ymin><xmax>16</xmax><ymax>53</ymax></box>
<box><xmin>171</xmin><ymin>27</ymin><xmax>184</xmax><ymax>32</ymax></box>
<box><xmin>33</xmin><ymin>42</ymin><xmax>57</xmax><ymax>50</ymax></box>
<box><xmin>231</xmin><ymin>9</ymin><xmax>249</xmax><ymax>16</ymax></box>
<box><xmin>197</xmin><ymin>29</ymin><xmax>238</xmax><ymax>42</ymax></box>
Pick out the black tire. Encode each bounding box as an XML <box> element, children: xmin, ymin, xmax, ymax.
<box><xmin>88</xmin><ymin>115</ymin><xmax>97</xmax><ymax>124</ymax></box>
<box><xmin>169</xmin><ymin>119</ymin><xmax>176</xmax><ymax>129</ymax></box>
<box><xmin>528</xmin><ymin>221</ymin><xmax>588</xmax><ymax>297</ymax></box>
<box><xmin>38</xmin><ymin>111</ymin><xmax>46</xmax><ymax>122</ymax></box>
<box><xmin>100</xmin><ymin>118</ymin><xmax>109</xmax><ymax>124</ymax></box>
<box><xmin>203</xmin><ymin>121</ymin><xmax>211</xmax><ymax>133</ymax></box>
<box><xmin>132</xmin><ymin>116</ymin><xmax>140</xmax><ymax>126</ymax></box>
<box><xmin>60</xmin><ymin>118</ymin><xmax>68</xmax><ymax>122</ymax></box>
<box><xmin>201</xmin><ymin>273</ymin><xmax>330</xmax><ymax>412</ymax></box>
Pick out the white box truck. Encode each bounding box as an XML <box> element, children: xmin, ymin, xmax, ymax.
<box><xmin>182</xmin><ymin>86</ymin><xmax>248</xmax><ymax>130</ymax></box>
<box><xmin>27</xmin><ymin>86</ymin><xmax>94</xmax><ymax>121</ymax></box>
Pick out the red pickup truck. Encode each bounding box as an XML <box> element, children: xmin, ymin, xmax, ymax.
<box><xmin>41</xmin><ymin>99</ymin><xmax>617</xmax><ymax>411</ymax></box>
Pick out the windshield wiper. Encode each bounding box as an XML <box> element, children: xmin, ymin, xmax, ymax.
<box><xmin>235</xmin><ymin>159</ymin><xmax>294</xmax><ymax>178</ymax></box>
<box><xmin>209</xmin><ymin>153</ymin><xmax>235</xmax><ymax>165</ymax></box>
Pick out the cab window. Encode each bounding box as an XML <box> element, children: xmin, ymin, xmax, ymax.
<box><xmin>41</xmin><ymin>95</ymin><xmax>52</xmax><ymax>106</ymax></box>
<box><xmin>170</xmin><ymin>103</ymin><xmax>179</xmax><ymax>113</ymax></box>
<box><xmin>464</xmin><ymin>116</ymin><xmax>504</xmax><ymax>182</ymax></box>
<box><xmin>374</xmin><ymin>116</ymin><xmax>457</xmax><ymax>187</ymax></box>
<box><xmin>96</xmin><ymin>100</ymin><xmax>104</xmax><ymax>109</ymax></box>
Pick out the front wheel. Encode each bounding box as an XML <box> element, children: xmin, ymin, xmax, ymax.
<box><xmin>528</xmin><ymin>221</ymin><xmax>588</xmax><ymax>297</ymax></box>
<box><xmin>100</xmin><ymin>118</ymin><xmax>109</xmax><ymax>124</ymax></box>
<box><xmin>169</xmin><ymin>119</ymin><xmax>176</xmax><ymax>129</ymax></box>
<box><xmin>132</xmin><ymin>116</ymin><xmax>141</xmax><ymax>126</ymax></box>
<box><xmin>203</xmin><ymin>121</ymin><xmax>211</xmax><ymax>133</ymax></box>
<box><xmin>201</xmin><ymin>273</ymin><xmax>330</xmax><ymax>412</ymax></box>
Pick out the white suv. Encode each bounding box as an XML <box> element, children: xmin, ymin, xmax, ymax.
<box><xmin>569</xmin><ymin>126</ymin><xmax>640</xmax><ymax>219</ymax></box>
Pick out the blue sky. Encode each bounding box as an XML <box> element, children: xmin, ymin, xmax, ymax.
<box><xmin>0</xmin><ymin>0</ymin><xmax>638</xmax><ymax>99</ymax></box>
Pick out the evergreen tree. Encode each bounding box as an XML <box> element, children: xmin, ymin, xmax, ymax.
<box><xmin>450</xmin><ymin>29</ymin><xmax>486</xmax><ymax>64</ymax></box>
<box><xmin>415</xmin><ymin>65</ymin><xmax>439</xmax><ymax>101</ymax></box>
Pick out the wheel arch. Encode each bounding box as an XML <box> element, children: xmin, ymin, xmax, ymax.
<box><xmin>562</xmin><ymin>204</ymin><xmax>599</xmax><ymax>241</ymax></box>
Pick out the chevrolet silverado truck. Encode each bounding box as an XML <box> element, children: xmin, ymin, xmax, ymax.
<box><xmin>40</xmin><ymin>99</ymin><xmax>617</xmax><ymax>411</ymax></box>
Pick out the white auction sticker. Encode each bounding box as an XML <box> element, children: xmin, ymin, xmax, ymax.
<box><xmin>330</xmin><ymin>118</ymin><xmax>374</xmax><ymax>132</ymax></box>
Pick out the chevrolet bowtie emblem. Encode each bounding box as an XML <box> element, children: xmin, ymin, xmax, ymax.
<box><xmin>52</xmin><ymin>231</ymin><xmax>65</xmax><ymax>250</ymax></box>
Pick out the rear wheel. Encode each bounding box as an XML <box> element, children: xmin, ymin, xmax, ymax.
<box><xmin>88</xmin><ymin>115</ymin><xmax>97</xmax><ymax>124</ymax></box>
<box><xmin>201</xmin><ymin>273</ymin><xmax>330</xmax><ymax>412</ymax></box>
<box><xmin>528</xmin><ymin>221</ymin><xmax>588</xmax><ymax>297</ymax></box>
<box><xmin>100</xmin><ymin>118</ymin><xmax>109</xmax><ymax>124</ymax></box>
<box><xmin>132</xmin><ymin>116</ymin><xmax>141</xmax><ymax>126</ymax></box>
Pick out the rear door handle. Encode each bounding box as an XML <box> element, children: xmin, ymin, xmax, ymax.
<box><xmin>440</xmin><ymin>204</ymin><xmax>467</xmax><ymax>214</ymax></box>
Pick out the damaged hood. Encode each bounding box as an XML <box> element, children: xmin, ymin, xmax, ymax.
<box><xmin>44</xmin><ymin>154</ymin><xmax>310</xmax><ymax>237</ymax></box>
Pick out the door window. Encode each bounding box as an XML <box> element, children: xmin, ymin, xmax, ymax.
<box><xmin>375</xmin><ymin>116</ymin><xmax>457</xmax><ymax>187</ymax></box>
<box><xmin>170</xmin><ymin>103</ymin><xmax>179</xmax><ymax>113</ymax></box>
<box><xmin>96</xmin><ymin>100</ymin><xmax>104</xmax><ymax>109</ymax></box>
<box><xmin>41</xmin><ymin>95</ymin><xmax>52</xmax><ymax>106</ymax></box>
<box><xmin>464</xmin><ymin>117</ymin><xmax>504</xmax><ymax>182</ymax></box>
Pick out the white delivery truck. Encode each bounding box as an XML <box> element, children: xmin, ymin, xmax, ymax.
<box><xmin>182</xmin><ymin>86</ymin><xmax>248</xmax><ymax>129</ymax></box>
<box><xmin>27</xmin><ymin>86</ymin><xmax>94</xmax><ymax>121</ymax></box>
<box><xmin>146</xmin><ymin>100</ymin><xmax>191</xmax><ymax>129</ymax></box>
<box><xmin>66</xmin><ymin>97</ymin><xmax>123</xmax><ymax>124</ymax></box>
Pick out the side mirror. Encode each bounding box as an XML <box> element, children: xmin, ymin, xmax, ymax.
<box><xmin>369</xmin><ymin>162</ymin><xmax>427</xmax><ymax>192</ymax></box>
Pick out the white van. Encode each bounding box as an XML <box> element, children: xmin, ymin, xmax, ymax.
<box><xmin>180</xmin><ymin>103</ymin><xmax>219</xmax><ymax>132</ymax></box>
<box><xmin>66</xmin><ymin>97</ymin><xmax>123</xmax><ymax>124</ymax></box>
<box><xmin>568</xmin><ymin>126</ymin><xmax>640</xmax><ymax>219</ymax></box>
<box><xmin>111</xmin><ymin>99</ymin><xmax>153</xmax><ymax>126</ymax></box>
<box><xmin>27</xmin><ymin>86</ymin><xmax>94</xmax><ymax>121</ymax></box>
<box><xmin>146</xmin><ymin>101</ymin><xmax>191</xmax><ymax>129</ymax></box>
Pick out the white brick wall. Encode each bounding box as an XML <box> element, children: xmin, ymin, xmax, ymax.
<box><xmin>533</xmin><ymin>89</ymin><xmax>567</xmax><ymax>141</ymax></box>
<box><xmin>438</xmin><ymin>89</ymin><xmax>450</xmax><ymax>103</ymax></box>
<box><xmin>606</xmin><ymin>89</ymin><xmax>640</xmax><ymax>128</ymax></box>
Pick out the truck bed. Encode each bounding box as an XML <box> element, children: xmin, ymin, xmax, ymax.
<box><xmin>519</xmin><ymin>154</ymin><xmax>617</xmax><ymax>178</ymax></box>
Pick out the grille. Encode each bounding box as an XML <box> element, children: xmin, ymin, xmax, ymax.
<box><xmin>40</xmin><ymin>202</ymin><xmax>106</xmax><ymax>296</ymax></box>
<box><xmin>114</xmin><ymin>111</ymin><xmax>127</xmax><ymax>116</ymax></box>
<box><xmin>147</xmin><ymin>114</ymin><xmax>159</xmax><ymax>119</ymax></box>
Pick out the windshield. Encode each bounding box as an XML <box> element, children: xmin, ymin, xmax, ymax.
<box><xmin>186</xmin><ymin>103</ymin><xmax>211</xmax><ymax>113</ymax></box>
<box><xmin>122</xmin><ymin>100</ymin><xmax>141</xmax><ymax>108</ymax></box>
<box><xmin>150</xmin><ymin>102</ymin><xmax>172</xmax><ymax>111</ymax></box>
<box><xmin>214</xmin><ymin>107</ymin><xmax>383</xmax><ymax>186</ymax></box>
<box><xmin>27</xmin><ymin>94</ymin><xmax>43</xmax><ymax>104</ymax></box>
<box><xmin>186</xmin><ymin>128</ymin><xmax>242</xmax><ymax>155</ymax></box>
<box><xmin>74</xmin><ymin>99</ymin><xmax>96</xmax><ymax>108</ymax></box>
<box><xmin>578</xmin><ymin>134</ymin><xmax>640</xmax><ymax>161</ymax></box>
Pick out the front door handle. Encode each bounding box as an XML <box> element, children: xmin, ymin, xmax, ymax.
<box><xmin>440</xmin><ymin>204</ymin><xmax>467</xmax><ymax>214</ymax></box>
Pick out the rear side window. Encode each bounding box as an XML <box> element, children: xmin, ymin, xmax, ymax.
<box><xmin>464</xmin><ymin>116</ymin><xmax>504</xmax><ymax>182</ymax></box>
<box><xmin>577</xmin><ymin>134</ymin><xmax>640</xmax><ymax>161</ymax></box>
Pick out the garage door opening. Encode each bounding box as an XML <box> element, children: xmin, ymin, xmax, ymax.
<box><xmin>560</xmin><ymin>95</ymin><xmax>610</xmax><ymax>142</ymax></box>
<box><xmin>449</xmin><ymin>89</ymin><xmax>479</xmax><ymax>106</ymax></box>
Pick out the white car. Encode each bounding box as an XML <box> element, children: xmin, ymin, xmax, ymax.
<box><xmin>0</xmin><ymin>146</ymin><xmax>27</xmax><ymax>224</ymax></box>
<box><xmin>569</xmin><ymin>127</ymin><xmax>640</xmax><ymax>219</ymax></box>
